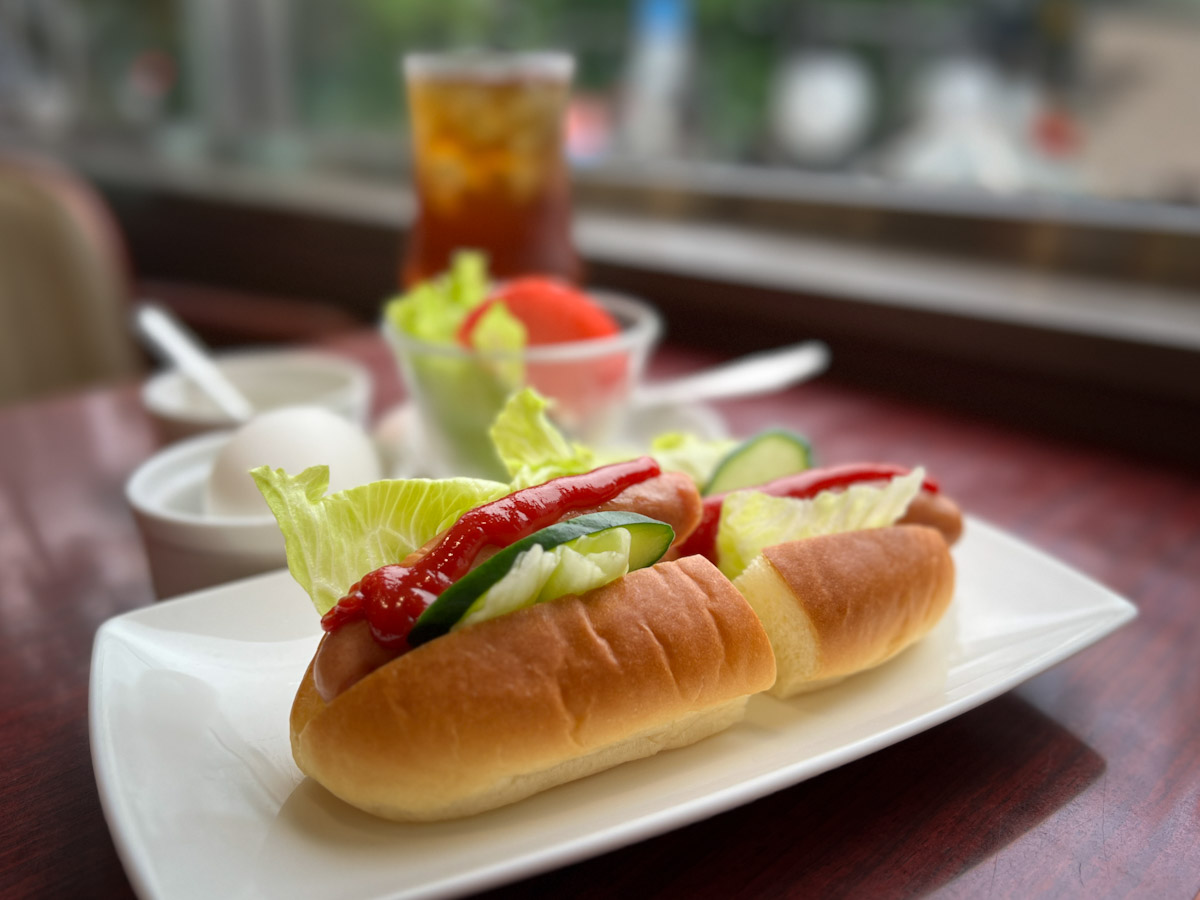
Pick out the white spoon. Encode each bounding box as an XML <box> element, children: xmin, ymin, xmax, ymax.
<box><xmin>133</xmin><ymin>303</ymin><xmax>256</xmax><ymax>423</ymax></box>
<box><xmin>632</xmin><ymin>340</ymin><xmax>830</xmax><ymax>409</ymax></box>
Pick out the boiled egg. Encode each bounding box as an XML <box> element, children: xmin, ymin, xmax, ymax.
<box><xmin>205</xmin><ymin>405</ymin><xmax>383</xmax><ymax>517</ymax></box>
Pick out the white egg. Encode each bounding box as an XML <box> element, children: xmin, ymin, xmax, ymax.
<box><xmin>205</xmin><ymin>405</ymin><xmax>383</xmax><ymax>517</ymax></box>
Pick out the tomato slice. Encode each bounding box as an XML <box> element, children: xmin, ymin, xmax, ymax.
<box><xmin>457</xmin><ymin>277</ymin><xmax>620</xmax><ymax>346</ymax></box>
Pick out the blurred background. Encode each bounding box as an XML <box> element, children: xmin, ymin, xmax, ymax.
<box><xmin>1</xmin><ymin>0</ymin><xmax>1199</xmax><ymax>459</ymax></box>
<box><xmin>4</xmin><ymin>0</ymin><xmax>1199</xmax><ymax>204</ymax></box>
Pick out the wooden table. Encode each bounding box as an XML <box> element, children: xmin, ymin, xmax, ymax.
<box><xmin>3</xmin><ymin>330</ymin><xmax>1198</xmax><ymax>899</ymax></box>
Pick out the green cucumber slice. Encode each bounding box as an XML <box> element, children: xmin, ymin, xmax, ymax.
<box><xmin>408</xmin><ymin>511</ymin><xmax>673</xmax><ymax>646</ymax></box>
<box><xmin>702</xmin><ymin>429</ymin><xmax>813</xmax><ymax>495</ymax></box>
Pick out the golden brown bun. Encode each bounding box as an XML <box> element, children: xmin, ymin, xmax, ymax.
<box><xmin>290</xmin><ymin>555</ymin><xmax>776</xmax><ymax>821</ymax></box>
<box><xmin>900</xmin><ymin>491</ymin><xmax>964</xmax><ymax>546</ymax></box>
<box><xmin>732</xmin><ymin>526</ymin><xmax>954</xmax><ymax>698</ymax></box>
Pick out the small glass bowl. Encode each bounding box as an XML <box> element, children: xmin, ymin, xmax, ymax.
<box><xmin>382</xmin><ymin>292</ymin><xmax>662</xmax><ymax>479</ymax></box>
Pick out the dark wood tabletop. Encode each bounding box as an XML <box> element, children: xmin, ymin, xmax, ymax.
<box><xmin>2</xmin><ymin>329</ymin><xmax>1198</xmax><ymax>900</ymax></box>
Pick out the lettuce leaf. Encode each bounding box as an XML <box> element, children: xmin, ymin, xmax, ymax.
<box><xmin>384</xmin><ymin>250</ymin><xmax>492</xmax><ymax>343</ymax></box>
<box><xmin>458</xmin><ymin>526</ymin><xmax>632</xmax><ymax>628</ymax></box>
<box><xmin>489</xmin><ymin>388</ymin><xmax>598</xmax><ymax>488</ymax></box>
<box><xmin>468</xmin><ymin>300</ymin><xmax>527</xmax><ymax>389</ymax></box>
<box><xmin>716</xmin><ymin>468</ymin><xmax>925</xmax><ymax>579</ymax></box>
<box><xmin>250</xmin><ymin>465</ymin><xmax>509</xmax><ymax>614</ymax></box>
<box><xmin>648</xmin><ymin>431</ymin><xmax>740</xmax><ymax>486</ymax></box>
<box><xmin>488</xmin><ymin>387</ymin><xmax>750</xmax><ymax>494</ymax></box>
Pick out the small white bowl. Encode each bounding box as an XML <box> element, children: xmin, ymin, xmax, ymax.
<box><xmin>126</xmin><ymin>431</ymin><xmax>287</xmax><ymax>598</ymax></box>
<box><xmin>142</xmin><ymin>349</ymin><xmax>372</xmax><ymax>443</ymax></box>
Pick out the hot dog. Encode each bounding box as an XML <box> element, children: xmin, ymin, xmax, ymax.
<box><xmin>270</xmin><ymin>450</ymin><xmax>961</xmax><ymax>820</ymax></box>
<box><xmin>292</xmin><ymin>554</ymin><xmax>776</xmax><ymax>821</ymax></box>
<box><xmin>732</xmin><ymin>525</ymin><xmax>955</xmax><ymax>698</ymax></box>
<box><xmin>286</xmin><ymin>458</ymin><xmax>777</xmax><ymax>821</ymax></box>
<box><xmin>679</xmin><ymin>462</ymin><xmax>960</xmax><ymax>698</ymax></box>
<box><xmin>311</xmin><ymin>466</ymin><xmax>704</xmax><ymax>703</ymax></box>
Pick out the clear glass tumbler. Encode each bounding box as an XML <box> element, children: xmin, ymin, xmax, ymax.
<box><xmin>401</xmin><ymin>51</ymin><xmax>582</xmax><ymax>287</ymax></box>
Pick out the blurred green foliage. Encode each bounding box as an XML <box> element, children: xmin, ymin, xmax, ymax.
<box><xmin>81</xmin><ymin>0</ymin><xmax>184</xmax><ymax>119</ymax></box>
<box><xmin>290</xmin><ymin>0</ymin><xmax>796</xmax><ymax>160</ymax></box>
<box><xmin>292</xmin><ymin>0</ymin><xmax>630</xmax><ymax>131</ymax></box>
<box><xmin>73</xmin><ymin>0</ymin><xmax>1077</xmax><ymax>166</ymax></box>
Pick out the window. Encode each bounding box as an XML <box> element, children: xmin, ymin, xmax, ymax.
<box><xmin>3</xmin><ymin>0</ymin><xmax>1199</xmax><ymax>292</ymax></box>
<box><xmin>3</xmin><ymin>1</ymin><xmax>1197</xmax><ymax>206</ymax></box>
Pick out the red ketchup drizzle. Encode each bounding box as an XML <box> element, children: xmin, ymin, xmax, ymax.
<box><xmin>320</xmin><ymin>457</ymin><xmax>661</xmax><ymax>651</ymax></box>
<box><xmin>674</xmin><ymin>463</ymin><xmax>940</xmax><ymax>563</ymax></box>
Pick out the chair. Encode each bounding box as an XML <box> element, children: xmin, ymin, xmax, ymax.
<box><xmin>0</xmin><ymin>154</ymin><xmax>142</xmax><ymax>405</ymax></box>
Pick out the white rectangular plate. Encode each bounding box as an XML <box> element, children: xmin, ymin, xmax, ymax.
<box><xmin>90</xmin><ymin>517</ymin><xmax>1135</xmax><ymax>900</ymax></box>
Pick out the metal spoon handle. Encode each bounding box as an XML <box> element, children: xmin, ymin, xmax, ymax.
<box><xmin>633</xmin><ymin>341</ymin><xmax>830</xmax><ymax>409</ymax></box>
<box><xmin>134</xmin><ymin>304</ymin><xmax>255</xmax><ymax>422</ymax></box>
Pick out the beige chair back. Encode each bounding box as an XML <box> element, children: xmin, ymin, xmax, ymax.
<box><xmin>0</xmin><ymin>156</ymin><xmax>142</xmax><ymax>405</ymax></box>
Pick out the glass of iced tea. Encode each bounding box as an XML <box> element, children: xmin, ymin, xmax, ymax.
<box><xmin>401</xmin><ymin>52</ymin><xmax>581</xmax><ymax>286</ymax></box>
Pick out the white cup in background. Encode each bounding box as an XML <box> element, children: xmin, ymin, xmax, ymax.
<box><xmin>125</xmin><ymin>431</ymin><xmax>287</xmax><ymax>598</ymax></box>
<box><xmin>142</xmin><ymin>349</ymin><xmax>372</xmax><ymax>443</ymax></box>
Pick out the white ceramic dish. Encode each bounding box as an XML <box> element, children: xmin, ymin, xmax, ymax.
<box><xmin>142</xmin><ymin>349</ymin><xmax>372</xmax><ymax>443</ymax></box>
<box><xmin>90</xmin><ymin>518</ymin><xmax>1135</xmax><ymax>900</ymax></box>
<box><xmin>125</xmin><ymin>431</ymin><xmax>289</xmax><ymax>599</ymax></box>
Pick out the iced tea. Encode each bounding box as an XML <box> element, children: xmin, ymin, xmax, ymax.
<box><xmin>402</xmin><ymin>53</ymin><xmax>581</xmax><ymax>286</ymax></box>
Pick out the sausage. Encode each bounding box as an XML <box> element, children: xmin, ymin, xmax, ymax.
<box><xmin>577</xmin><ymin>470</ymin><xmax>702</xmax><ymax>545</ymax></box>
<box><xmin>899</xmin><ymin>491</ymin><xmax>964</xmax><ymax>546</ymax></box>
<box><xmin>312</xmin><ymin>619</ymin><xmax>399</xmax><ymax>703</ymax></box>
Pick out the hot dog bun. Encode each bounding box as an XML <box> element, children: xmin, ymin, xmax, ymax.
<box><xmin>732</xmin><ymin>525</ymin><xmax>954</xmax><ymax>698</ymax></box>
<box><xmin>290</xmin><ymin>554</ymin><xmax>776</xmax><ymax>821</ymax></box>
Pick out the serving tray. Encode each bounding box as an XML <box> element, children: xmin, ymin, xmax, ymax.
<box><xmin>90</xmin><ymin>517</ymin><xmax>1135</xmax><ymax>900</ymax></box>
